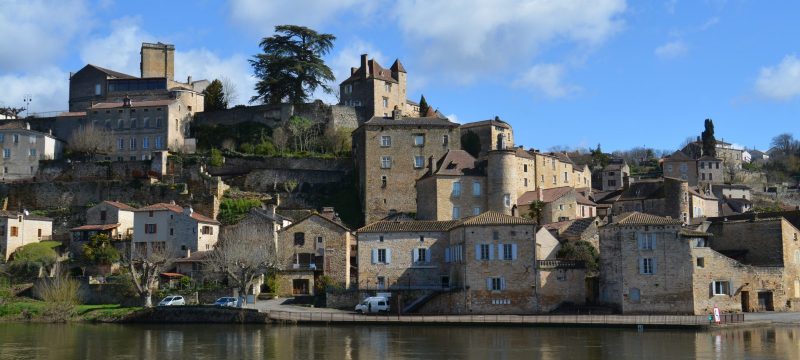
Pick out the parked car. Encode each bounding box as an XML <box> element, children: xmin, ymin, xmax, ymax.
<box><xmin>158</xmin><ymin>295</ymin><xmax>186</xmax><ymax>306</ymax></box>
<box><xmin>214</xmin><ymin>297</ymin><xmax>238</xmax><ymax>307</ymax></box>
<box><xmin>355</xmin><ymin>296</ymin><xmax>390</xmax><ymax>314</ymax></box>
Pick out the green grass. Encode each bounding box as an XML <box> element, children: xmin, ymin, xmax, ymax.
<box><xmin>0</xmin><ymin>299</ymin><xmax>141</xmax><ymax>322</ymax></box>
<box><xmin>0</xmin><ymin>299</ymin><xmax>46</xmax><ymax>317</ymax></box>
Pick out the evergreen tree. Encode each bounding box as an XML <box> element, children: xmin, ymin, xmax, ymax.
<box><xmin>203</xmin><ymin>79</ymin><xmax>228</xmax><ymax>111</ymax></box>
<box><xmin>701</xmin><ymin>118</ymin><xmax>717</xmax><ymax>157</ymax></box>
<box><xmin>461</xmin><ymin>130</ymin><xmax>481</xmax><ymax>157</ymax></box>
<box><xmin>419</xmin><ymin>95</ymin><xmax>430</xmax><ymax>117</ymax></box>
<box><xmin>250</xmin><ymin>25</ymin><xmax>336</xmax><ymax>104</ymax></box>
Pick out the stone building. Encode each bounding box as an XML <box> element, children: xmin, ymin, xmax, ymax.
<box><xmin>600</xmin><ymin>159</ymin><xmax>630</xmax><ymax>191</ymax></box>
<box><xmin>0</xmin><ymin>125</ymin><xmax>63</xmax><ymax>181</ymax></box>
<box><xmin>353</xmin><ymin>110</ymin><xmax>461</xmax><ymax>223</ymax></box>
<box><xmin>276</xmin><ymin>208</ymin><xmax>352</xmax><ymax>297</ymax></box>
<box><xmin>518</xmin><ymin>187</ymin><xmax>578</xmax><ymax>223</ymax></box>
<box><xmin>681</xmin><ymin>138</ymin><xmax>744</xmax><ymax>170</ymax></box>
<box><xmin>132</xmin><ymin>202</ymin><xmax>219</xmax><ymax>256</ymax></box>
<box><xmin>599</xmin><ymin>211</ymin><xmax>800</xmax><ymax>314</ymax></box>
<box><xmin>415</xmin><ymin>149</ymin><xmax>486</xmax><ymax>220</ymax></box>
<box><xmin>339</xmin><ymin>54</ymin><xmax>418</xmax><ymax>118</ymax></box>
<box><xmin>458</xmin><ymin>118</ymin><xmax>514</xmax><ymax>156</ymax></box>
<box><xmin>70</xmin><ymin>201</ymin><xmax>136</xmax><ymax>243</ymax></box>
<box><xmin>0</xmin><ymin>211</ymin><xmax>53</xmax><ymax>260</ymax></box>
<box><xmin>600</xmin><ymin>177</ymin><xmax>717</xmax><ymax>224</ymax></box>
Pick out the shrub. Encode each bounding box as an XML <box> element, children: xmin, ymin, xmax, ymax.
<box><xmin>9</xmin><ymin>242</ymin><xmax>60</xmax><ymax>281</ymax></box>
<box><xmin>36</xmin><ymin>276</ymin><xmax>81</xmax><ymax>321</ymax></box>
<box><xmin>209</xmin><ymin>148</ymin><xmax>224</xmax><ymax>167</ymax></box>
<box><xmin>218</xmin><ymin>198</ymin><xmax>263</xmax><ymax>225</ymax></box>
<box><xmin>82</xmin><ymin>233</ymin><xmax>120</xmax><ymax>266</ymax></box>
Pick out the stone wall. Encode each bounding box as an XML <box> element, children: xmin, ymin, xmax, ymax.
<box><xmin>706</xmin><ymin>220</ymin><xmax>784</xmax><ymax>266</ymax></box>
<box><xmin>538</xmin><ymin>268</ymin><xmax>587</xmax><ymax>312</ymax></box>
<box><xmin>193</xmin><ymin>101</ymin><xmax>363</xmax><ymax>131</ymax></box>
<box><xmin>36</xmin><ymin>160</ymin><xmax>153</xmax><ymax>182</ymax></box>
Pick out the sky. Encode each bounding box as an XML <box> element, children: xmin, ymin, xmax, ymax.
<box><xmin>1</xmin><ymin>0</ymin><xmax>798</xmax><ymax>153</ymax></box>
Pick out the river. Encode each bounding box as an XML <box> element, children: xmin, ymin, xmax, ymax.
<box><xmin>0</xmin><ymin>323</ymin><xmax>797</xmax><ymax>359</ymax></box>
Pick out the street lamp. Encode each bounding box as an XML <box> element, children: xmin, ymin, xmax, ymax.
<box><xmin>23</xmin><ymin>94</ymin><xmax>32</xmax><ymax>117</ymax></box>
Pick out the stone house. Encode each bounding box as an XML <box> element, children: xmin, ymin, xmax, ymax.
<box><xmin>70</xmin><ymin>201</ymin><xmax>137</xmax><ymax>257</ymax></box>
<box><xmin>681</xmin><ymin>139</ymin><xmax>744</xmax><ymax>170</ymax></box>
<box><xmin>600</xmin><ymin>211</ymin><xmax>800</xmax><ymax>314</ymax></box>
<box><xmin>276</xmin><ymin>208</ymin><xmax>352</xmax><ymax>297</ymax></box>
<box><xmin>663</xmin><ymin>151</ymin><xmax>699</xmax><ymax>185</ymax></box>
<box><xmin>0</xmin><ymin>126</ymin><xmax>63</xmax><ymax>181</ymax></box>
<box><xmin>600</xmin><ymin>159</ymin><xmax>630</xmax><ymax>191</ymax></box>
<box><xmin>415</xmin><ymin>149</ymin><xmax>487</xmax><ymax>220</ymax></box>
<box><xmin>573</xmin><ymin>164</ymin><xmax>592</xmax><ymax>189</ymax></box>
<box><xmin>353</xmin><ymin>110</ymin><xmax>461</xmax><ymax>223</ymax></box>
<box><xmin>458</xmin><ymin>118</ymin><xmax>514</xmax><ymax>156</ymax></box>
<box><xmin>687</xmin><ymin>187</ymin><xmax>720</xmax><ymax>220</ymax></box>
<box><xmin>0</xmin><ymin>211</ymin><xmax>53</xmax><ymax>260</ymax></box>
<box><xmin>339</xmin><ymin>54</ymin><xmax>416</xmax><ymax>118</ymax></box>
<box><xmin>132</xmin><ymin>202</ymin><xmax>219</xmax><ymax>257</ymax></box>
<box><xmin>518</xmin><ymin>187</ymin><xmax>578</xmax><ymax>224</ymax></box>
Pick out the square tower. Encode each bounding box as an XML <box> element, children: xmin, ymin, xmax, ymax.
<box><xmin>140</xmin><ymin>42</ymin><xmax>175</xmax><ymax>80</ymax></box>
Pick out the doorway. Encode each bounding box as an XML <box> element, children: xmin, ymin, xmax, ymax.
<box><xmin>757</xmin><ymin>291</ymin><xmax>774</xmax><ymax>311</ymax></box>
<box><xmin>292</xmin><ymin>279</ymin><xmax>310</xmax><ymax>295</ymax></box>
<box><xmin>740</xmin><ymin>291</ymin><xmax>750</xmax><ymax>312</ymax></box>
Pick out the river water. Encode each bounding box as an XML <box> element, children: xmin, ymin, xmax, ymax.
<box><xmin>0</xmin><ymin>323</ymin><xmax>798</xmax><ymax>359</ymax></box>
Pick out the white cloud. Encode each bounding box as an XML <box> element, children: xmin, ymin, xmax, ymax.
<box><xmin>175</xmin><ymin>49</ymin><xmax>256</xmax><ymax>106</ymax></box>
<box><xmin>0</xmin><ymin>0</ymin><xmax>90</xmax><ymax>71</ymax></box>
<box><xmin>654</xmin><ymin>40</ymin><xmax>688</xmax><ymax>59</ymax></box>
<box><xmin>0</xmin><ymin>67</ymin><xmax>70</xmax><ymax>112</ymax></box>
<box><xmin>513</xmin><ymin>64</ymin><xmax>580</xmax><ymax>99</ymax></box>
<box><xmin>755</xmin><ymin>55</ymin><xmax>800</xmax><ymax>101</ymax></box>
<box><xmin>445</xmin><ymin>114</ymin><xmax>459</xmax><ymax>123</ymax></box>
<box><xmin>79</xmin><ymin>17</ymin><xmax>154</xmax><ymax>76</ymax></box>
<box><xmin>394</xmin><ymin>0</ymin><xmax>626</xmax><ymax>82</ymax></box>
<box><xmin>229</xmin><ymin>0</ymin><xmax>376</xmax><ymax>35</ymax></box>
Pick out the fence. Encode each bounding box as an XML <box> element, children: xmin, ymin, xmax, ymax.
<box><xmin>268</xmin><ymin>311</ymin><xmax>745</xmax><ymax>327</ymax></box>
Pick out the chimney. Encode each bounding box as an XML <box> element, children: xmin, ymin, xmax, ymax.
<box><xmin>321</xmin><ymin>207</ymin><xmax>335</xmax><ymax>220</ymax></box>
<box><xmin>360</xmin><ymin>54</ymin><xmax>369</xmax><ymax>77</ymax></box>
<box><xmin>537</xmin><ymin>187</ymin><xmax>543</xmax><ymax>201</ymax></box>
<box><xmin>187</xmin><ymin>75</ymin><xmax>192</xmax><ymax>84</ymax></box>
<box><xmin>392</xmin><ymin>106</ymin><xmax>401</xmax><ymax>120</ymax></box>
<box><xmin>25</xmin><ymin>122</ymin><xmax>30</xmax><ymax>130</ymax></box>
<box><xmin>351</xmin><ymin>67</ymin><xmax>357</xmax><ymax>75</ymax></box>
<box><xmin>623</xmin><ymin>175</ymin><xmax>630</xmax><ymax>190</ymax></box>
<box><xmin>185</xmin><ymin>249</ymin><xmax>191</xmax><ymax>258</ymax></box>
<box><xmin>183</xmin><ymin>206</ymin><xmax>193</xmax><ymax>216</ymax></box>
<box><xmin>122</xmin><ymin>96</ymin><xmax>132</xmax><ymax>107</ymax></box>
<box><xmin>266</xmin><ymin>203</ymin><xmax>276</xmax><ymax>217</ymax></box>
<box><xmin>170</xmin><ymin>200</ymin><xmax>176</xmax><ymax>205</ymax></box>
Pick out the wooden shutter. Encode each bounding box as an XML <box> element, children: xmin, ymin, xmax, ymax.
<box><xmin>475</xmin><ymin>245</ymin><xmax>481</xmax><ymax>260</ymax></box>
<box><xmin>386</xmin><ymin>249</ymin><xmax>392</xmax><ymax>264</ymax></box>
<box><xmin>486</xmin><ymin>278</ymin><xmax>492</xmax><ymax>290</ymax></box>
<box><xmin>425</xmin><ymin>248</ymin><xmax>430</xmax><ymax>262</ymax></box>
<box><xmin>652</xmin><ymin>258</ymin><xmax>658</xmax><ymax>274</ymax></box>
<box><xmin>512</xmin><ymin>244</ymin><xmax>518</xmax><ymax>260</ymax></box>
<box><xmin>638</xmin><ymin>258</ymin><xmax>644</xmax><ymax>274</ymax></box>
<box><xmin>488</xmin><ymin>244</ymin><xmax>495</xmax><ymax>260</ymax></box>
<box><xmin>445</xmin><ymin>248</ymin><xmax>451</xmax><ymax>263</ymax></box>
<box><xmin>637</xmin><ymin>232</ymin><xmax>645</xmax><ymax>249</ymax></box>
<box><xmin>498</xmin><ymin>244</ymin><xmax>504</xmax><ymax>259</ymax></box>
<box><xmin>500</xmin><ymin>278</ymin><xmax>506</xmax><ymax>290</ymax></box>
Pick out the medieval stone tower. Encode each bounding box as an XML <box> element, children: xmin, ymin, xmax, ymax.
<box><xmin>487</xmin><ymin>149</ymin><xmax>519</xmax><ymax>215</ymax></box>
<box><xmin>664</xmin><ymin>177</ymin><xmax>690</xmax><ymax>223</ymax></box>
<box><xmin>140</xmin><ymin>42</ymin><xmax>175</xmax><ymax>80</ymax></box>
<box><xmin>339</xmin><ymin>54</ymin><xmax>413</xmax><ymax>118</ymax></box>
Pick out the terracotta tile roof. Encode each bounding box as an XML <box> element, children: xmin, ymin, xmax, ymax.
<box><xmin>548</xmin><ymin>152</ymin><xmax>573</xmax><ymax>165</ymax></box>
<box><xmin>102</xmin><ymin>200</ymin><xmax>136</xmax><ymax>211</ymax></box>
<box><xmin>280</xmin><ymin>212</ymin><xmax>350</xmax><ymax>233</ymax></box>
<box><xmin>698</xmin><ymin>155</ymin><xmax>722</xmax><ymax>161</ymax></box>
<box><xmin>541</xmin><ymin>219</ymin><xmax>574</xmax><ymax>231</ymax></box>
<box><xmin>688</xmin><ymin>187</ymin><xmax>717</xmax><ymax>200</ymax></box>
<box><xmin>135</xmin><ymin>203</ymin><xmax>219</xmax><ymax>224</ymax></box>
<box><xmin>618</xmin><ymin>179</ymin><xmax>663</xmax><ymax>201</ymax></box>
<box><xmin>71</xmin><ymin>224</ymin><xmax>120</xmax><ymax>231</ymax></box>
<box><xmin>518</xmin><ymin>187</ymin><xmax>573</xmax><ymax>205</ymax></box>
<box><xmin>174</xmin><ymin>251</ymin><xmax>212</xmax><ymax>262</ymax></box>
<box><xmin>514</xmin><ymin>147</ymin><xmax>536</xmax><ymax>160</ymax></box>
<box><xmin>361</xmin><ymin>116</ymin><xmax>458</xmax><ymax>127</ymax></box>
<box><xmin>431</xmin><ymin>150</ymin><xmax>478</xmax><ymax>176</ymax></box>
<box><xmin>562</xmin><ymin>217</ymin><xmax>598</xmax><ymax>238</ymax></box>
<box><xmin>0</xmin><ymin>211</ymin><xmax>52</xmax><ymax>221</ymax></box>
<box><xmin>609</xmin><ymin>212</ymin><xmax>682</xmax><ymax>226</ymax></box>
<box><xmin>457</xmin><ymin>211</ymin><xmax>536</xmax><ymax>227</ymax></box>
<box><xmin>460</xmin><ymin>119</ymin><xmax>512</xmax><ymax>129</ymax></box>
<box><xmin>358</xmin><ymin>219</ymin><xmax>460</xmax><ymax>233</ymax></box>
<box><xmin>575</xmin><ymin>192</ymin><xmax>597</xmax><ymax>206</ymax></box>
<box><xmin>341</xmin><ymin>58</ymin><xmax>398</xmax><ymax>84</ymax></box>
<box><xmin>91</xmin><ymin>99</ymin><xmax>175</xmax><ymax>109</ymax></box>
<box><xmin>58</xmin><ymin>111</ymin><xmax>87</xmax><ymax>117</ymax></box>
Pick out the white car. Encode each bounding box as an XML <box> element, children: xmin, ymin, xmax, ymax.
<box><xmin>355</xmin><ymin>296</ymin><xmax>390</xmax><ymax>314</ymax></box>
<box><xmin>158</xmin><ymin>295</ymin><xmax>186</xmax><ymax>306</ymax></box>
<box><xmin>214</xmin><ymin>297</ymin><xmax>238</xmax><ymax>307</ymax></box>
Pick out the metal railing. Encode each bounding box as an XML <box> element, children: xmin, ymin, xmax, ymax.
<box><xmin>537</xmin><ymin>260</ymin><xmax>587</xmax><ymax>269</ymax></box>
<box><xmin>267</xmin><ymin>311</ymin><xmax>745</xmax><ymax>326</ymax></box>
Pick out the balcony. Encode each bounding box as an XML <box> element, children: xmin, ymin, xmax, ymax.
<box><xmin>536</xmin><ymin>259</ymin><xmax>586</xmax><ymax>269</ymax></box>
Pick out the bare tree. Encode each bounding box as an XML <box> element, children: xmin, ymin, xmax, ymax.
<box><xmin>121</xmin><ymin>243</ymin><xmax>176</xmax><ymax>307</ymax></box>
<box><xmin>220</xmin><ymin>77</ymin><xmax>239</xmax><ymax>106</ymax></box>
<box><xmin>771</xmin><ymin>133</ymin><xmax>798</xmax><ymax>157</ymax></box>
<box><xmin>209</xmin><ymin>226</ymin><xmax>278</xmax><ymax>307</ymax></box>
<box><xmin>68</xmin><ymin>125</ymin><xmax>113</xmax><ymax>160</ymax></box>
<box><xmin>272</xmin><ymin>127</ymin><xmax>288</xmax><ymax>155</ymax></box>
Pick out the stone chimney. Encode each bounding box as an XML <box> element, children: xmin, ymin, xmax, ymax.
<box><xmin>183</xmin><ymin>206</ymin><xmax>193</xmax><ymax>216</ymax></box>
<box><xmin>623</xmin><ymin>175</ymin><xmax>630</xmax><ymax>190</ymax></box>
<box><xmin>351</xmin><ymin>67</ymin><xmax>358</xmax><ymax>75</ymax></box>
<box><xmin>185</xmin><ymin>249</ymin><xmax>191</xmax><ymax>258</ymax></box>
<box><xmin>123</xmin><ymin>96</ymin><xmax>132</xmax><ymax>108</ymax></box>
<box><xmin>392</xmin><ymin>106</ymin><xmax>401</xmax><ymax>120</ymax></box>
<box><xmin>25</xmin><ymin>122</ymin><xmax>30</xmax><ymax>130</ymax></box>
<box><xmin>321</xmin><ymin>207</ymin><xmax>335</xmax><ymax>220</ymax></box>
<box><xmin>169</xmin><ymin>200</ymin><xmax>176</xmax><ymax>205</ymax></box>
<box><xmin>187</xmin><ymin>75</ymin><xmax>192</xmax><ymax>84</ymax></box>
<box><xmin>361</xmin><ymin>54</ymin><xmax>369</xmax><ymax>78</ymax></box>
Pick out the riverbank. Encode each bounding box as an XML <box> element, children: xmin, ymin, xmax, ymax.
<box><xmin>0</xmin><ymin>299</ymin><xmax>141</xmax><ymax>323</ymax></box>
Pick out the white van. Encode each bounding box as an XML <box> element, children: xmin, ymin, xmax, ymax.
<box><xmin>355</xmin><ymin>296</ymin><xmax>390</xmax><ymax>314</ymax></box>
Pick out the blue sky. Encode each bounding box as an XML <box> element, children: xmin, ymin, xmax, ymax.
<box><xmin>1</xmin><ymin>0</ymin><xmax>798</xmax><ymax>152</ymax></box>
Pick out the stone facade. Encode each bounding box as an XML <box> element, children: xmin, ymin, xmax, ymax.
<box><xmin>140</xmin><ymin>42</ymin><xmax>175</xmax><ymax>80</ymax></box>
<box><xmin>339</xmin><ymin>54</ymin><xmax>415</xmax><ymax>118</ymax></box>
<box><xmin>0</xmin><ymin>211</ymin><xmax>53</xmax><ymax>260</ymax></box>
<box><xmin>0</xmin><ymin>127</ymin><xmax>63</xmax><ymax>181</ymax></box>
<box><xmin>600</xmin><ymin>160</ymin><xmax>629</xmax><ymax>191</ymax></box>
<box><xmin>132</xmin><ymin>202</ymin><xmax>219</xmax><ymax>256</ymax></box>
<box><xmin>458</xmin><ymin>118</ymin><xmax>514</xmax><ymax>156</ymax></box>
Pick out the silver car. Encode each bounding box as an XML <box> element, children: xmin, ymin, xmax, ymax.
<box><xmin>158</xmin><ymin>295</ymin><xmax>186</xmax><ymax>306</ymax></box>
<box><xmin>214</xmin><ymin>297</ymin><xmax>238</xmax><ymax>307</ymax></box>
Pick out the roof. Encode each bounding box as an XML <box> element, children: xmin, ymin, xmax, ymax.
<box><xmin>457</xmin><ymin>211</ymin><xmax>536</xmax><ymax>227</ymax></box>
<box><xmin>460</xmin><ymin>119</ymin><xmax>512</xmax><ymax>129</ymax></box>
<box><xmin>603</xmin><ymin>162</ymin><xmax>627</xmax><ymax>171</ymax></box>
<box><xmin>71</xmin><ymin>224</ymin><xmax>120</xmax><ymax>231</ymax></box>
<box><xmin>276</xmin><ymin>209</ymin><xmax>313</xmax><ymax>222</ymax></box>
<box><xmin>679</xmin><ymin>228</ymin><xmax>713</xmax><ymax>237</ymax></box>
<box><xmin>575</xmin><ymin>191</ymin><xmax>597</xmax><ymax>206</ymax></box>
<box><xmin>360</xmin><ymin>116</ymin><xmax>457</xmax><ymax>128</ymax></box>
<box><xmin>707</xmin><ymin>210</ymin><xmax>800</xmax><ymax>230</ymax></box>
<box><xmin>688</xmin><ymin>187</ymin><xmax>717</xmax><ymax>200</ymax></box>
<box><xmin>518</xmin><ymin>187</ymin><xmax>574</xmax><ymax>205</ymax></box>
<box><xmin>698</xmin><ymin>155</ymin><xmax>722</xmax><ymax>161</ymax></box>
<box><xmin>280</xmin><ymin>212</ymin><xmax>350</xmax><ymax>233</ymax></box>
<box><xmin>358</xmin><ymin>219</ymin><xmax>460</xmax><ymax>233</ymax></box>
<box><xmin>341</xmin><ymin>57</ymin><xmax>398</xmax><ymax>84</ymax></box>
<box><xmin>618</xmin><ymin>179</ymin><xmax>663</xmax><ymax>201</ymax></box>
<box><xmin>390</xmin><ymin>59</ymin><xmax>406</xmax><ymax>73</ymax></box>
<box><xmin>101</xmin><ymin>200</ymin><xmax>136</xmax><ymax>211</ymax></box>
<box><xmin>514</xmin><ymin>147</ymin><xmax>536</xmax><ymax>160</ymax></box>
<box><xmin>663</xmin><ymin>151</ymin><xmax>694</xmax><ymax>162</ymax></box>
<box><xmin>548</xmin><ymin>152</ymin><xmax>574</xmax><ymax>165</ymax></box>
<box><xmin>542</xmin><ymin>220</ymin><xmax>574</xmax><ymax>231</ymax></box>
<box><xmin>91</xmin><ymin>99</ymin><xmax>176</xmax><ymax>109</ymax></box>
<box><xmin>0</xmin><ymin>211</ymin><xmax>52</xmax><ymax>221</ymax></box>
<box><xmin>608</xmin><ymin>212</ymin><xmax>682</xmax><ymax>226</ymax></box>
<box><xmin>136</xmin><ymin>203</ymin><xmax>220</xmax><ymax>224</ymax></box>
<box><xmin>174</xmin><ymin>251</ymin><xmax>212</xmax><ymax>262</ymax></box>
<box><xmin>58</xmin><ymin>111</ymin><xmax>87</xmax><ymax>117</ymax></box>
<box><xmin>712</xmin><ymin>184</ymin><xmax>751</xmax><ymax>190</ymax></box>
<box><xmin>86</xmin><ymin>64</ymin><xmax>136</xmax><ymax>79</ymax></box>
<box><xmin>160</xmin><ymin>272</ymin><xmax>184</xmax><ymax>278</ymax></box>
<box><xmin>429</xmin><ymin>150</ymin><xmax>479</xmax><ymax>176</ymax></box>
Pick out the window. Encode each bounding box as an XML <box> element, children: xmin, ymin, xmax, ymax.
<box><xmin>493</xmin><ymin>231</ymin><xmax>499</xmax><ymax>240</ymax></box>
<box><xmin>629</xmin><ymin>288</ymin><xmax>641</xmax><ymax>302</ymax></box>
<box><xmin>380</xmin><ymin>156</ymin><xmax>392</xmax><ymax>169</ymax></box>
<box><xmin>472</xmin><ymin>206</ymin><xmax>481</xmax><ymax>215</ymax></box>
<box><xmin>148</xmin><ymin>211</ymin><xmax>154</xmax><ymax>217</ymax></box>
<box><xmin>100</xmin><ymin>210</ymin><xmax>107</xmax><ymax>222</ymax></box>
<box><xmin>502</xmin><ymin>244</ymin><xmax>514</xmax><ymax>260</ymax></box>
<box><xmin>680</xmin><ymin>163</ymin><xmax>688</xmax><ymax>173</ymax></box>
<box><xmin>712</xmin><ymin>281</ymin><xmax>730</xmax><ymax>295</ymax></box>
<box><xmin>639</xmin><ymin>258</ymin><xmax>655</xmax><ymax>275</ymax></box>
<box><xmin>382</xmin><ymin>97</ymin><xmax>389</xmax><ymax>108</ymax></box>
<box><xmin>155</xmin><ymin>118</ymin><xmax>162</xmax><ymax>128</ymax></box>
<box><xmin>130</xmin><ymin>118</ymin><xmax>137</xmax><ymax>129</ymax></box>
<box><xmin>472</xmin><ymin>181</ymin><xmax>481</xmax><ymax>196</ymax></box>
<box><xmin>479</xmin><ymin>244</ymin><xmax>491</xmax><ymax>260</ymax></box>
<box><xmin>3</xmin><ymin>149</ymin><xmax>10</xmax><ymax>158</ymax></box>
<box><xmin>170</xmin><ymin>228</ymin><xmax>174</xmax><ymax>236</ymax></box>
<box><xmin>637</xmin><ymin>233</ymin><xmax>656</xmax><ymax>250</ymax></box>
<box><xmin>94</xmin><ymin>84</ymin><xmax>101</xmax><ymax>95</ymax></box>
<box><xmin>380</xmin><ymin>175</ymin><xmax>387</xmax><ymax>188</ymax></box>
<box><xmin>413</xmin><ymin>134</ymin><xmax>425</xmax><ymax>146</ymax></box>
<box><xmin>29</xmin><ymin>136</ymin><xmax>36</xmax><ymax>145</ymax></box>
<box><xmin>155</xmin><ymin>136</ymin><xmax>163</xmax><ymax>149</ymax></box>
<box><xmin>414</xmin><ymin>248</ymin><xmax>429</xmax><ymax>263</ymax></box>
<box><xmin>488</xmin><ymin>277</ymin><xmax>504</xmax><ymax>291</ymax></box>
<box><xmin>666</xmin><ymin>164</ymin><xmax>673</xmax><ymax>173</ymax></box>
<box><xmin>385</xmin><ymin>82</ymin><xmax>392</xmax><ymax>92</ymax></box>
<box><xmin>29</xmin><ymin>149</ymin><xmax>36</xmax><ymax>157</ymax></box>
<box><xmin>142</xmin><ymin>137</ymin><xmax>149</xmax><ymax>149</ymax></box>
<box><xmin>380</xmin><ymin>135</ymin><xmax>391</xmax><ymax>147</ymax></box>
<box><xmin>201</xmin><ymin>226</ymin><xmax>213</xmax><ymax>235</ymax></box>
<box><xmin>503</xmin><ymin>193</ymin><xmax>511</xmax><ymax>208</ymax></box>
<box><xmin>377</xmin><ymin>249</ymin><xmax>387</xmax><ymax>263</ymax></box>
<box><xmin>701</xmin><ymin>173</ymin><xmax>706</xmax><ymax>180</ymax></box>
<box><xmin>709</xmin><ymin>173</ymin><xmax>713</xmax><ymax>181</ymax></box>
<box><xmin>130</xmin><ymin>137</ymin><xmax>137</xmax><ymax>150</ymax></box>
<box><xmin>700</xmin><ymin>162</ymin><xmax>705</xmax><ymax>169</ymax></box>
<box><xmin>414</xmin><ymin>155</ymin><xmax>425</xmax><ymax>169</ymax></box>
<box><xmin>10</xmin><ymin>226</ymin><xmax>18</xmax><ymax>237</ymax></box>
<box><xmin>379</xmin><ymin>236</ymin><xmax>384</xmax><ymax>242</ymax></box>
<box><xmin>563</xmin><ymin>172</ymin><xmax>568</xmax><ymax>183</ymax></box>
<box><xmin>452</xmin><ymin>206</ymin><xmax>460</xmax><ymax>219</ymax></box>
<box><xmin>715</xmin><ymin>162</ymin><xmax>719</xmax><ymax>169</ymax></box>
<box><xmin>0</xmin><ymin>134</ymin><xmax>3</xmax><ymax>142</ymax></box>
<box><xmin>558</xmin><ymin>204</ymin><xmax>564</xmax><ymax>211</ymax></box>
<box><xmin>144</xmin><ymin>224</ymin><xmax>157</xmax><ymax>234</ymax></box>
<box><xmin>452</xmin><ymin>182</ymin><xmax>461</xmax><ymax>197</ymax></box>
<box><xmin>523</xmin><ymin>164</ymin><xmax>528</xmax><ymax>172</ymax></box>
<box><xmin>442</xmin><ymin>135</ymin><xmax>449</xmax><ymax>145</ymax></box>
<box><xmin>552</xmin><ymin>175</ymin><xmax>557</xmax><ymax>185</ymax></box>
<box><xmin>143</xmin><ymin>118</ymin><xmax>150</xmax><ymax>128</ymax></box>
<box><xmin>294</xmin><ymin>232</ymin><xmax>305</xmax><ymax>246</ymax></box>
<box><xmin>608</xmin><ymin>180</ymin><xmax>617</xmax><ymax>187</ymax></box>
<box><xmin>696</xmin><ymin>257</ymin><xmax>705</xmax><ymax>268</ymax></box>
<box><xmin>118</xmin><ymin>138</ymin><xmax>125</xmax><ymax>150</ymax></box>
<box><xmin>376</xmin><ymin>276</ymin><xmax>386</xmax><ymax>289</ymax></box>
<box><xmin>524</xmin><ymin>178</ymin><xmax>528</xmax><ymax>187</ymax></box>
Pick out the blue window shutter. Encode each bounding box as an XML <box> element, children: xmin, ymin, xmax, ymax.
<box><xmin>372</xmin><ymin>249</ymin><xmax>377</xmax><ymax>264</ymax></box>
<box><xmin>638</xmin><ymin>258</ymin><xmax>643</xmax><ymax>274</ymax></box>
<box><xmin>425</xmin><ymin>248</ymin><xmax>430</xmax><ymax>262</ymax></box>
<box><xmin>652</xmin><ymin>258</ymin><xmax>658</xmax><ymax>274</ymax></box>
<box><xmin>486</xmin><ymin>278</ymin><xmax>492</xmax><ymax>290</ymax></box>
<box><xmin>489</xmin><ymin>244</ymin><xmax>495</xmax><ymax>260</ymax></box>
<box><xmin>512</xmin><ymin>244</ymin><xmax>518</xmax><ymax>260</ymax></box>
<box><xmin>637</xmin><ymin>233</ymin><xmax>645</xmax><ymax>249</ymax></box>
<box><xmin>501</xmin><ymin>278</ymin><xmax>506</xmax><ymax>290</ymax></box>
<box><xmin>650</xmin><ymin>233</ymin><xmax>657</xmax><ymax>249</ymax></box>
<box><xmin>498</xmin><ymin>244</ymin><xmax>504</xmax><ymax>259</ymax></box>
<box><xmin>445</xmin><ymin>248</ymin><xmax>451</xmax><ymax>263</ymax></box>
<box><xmin>412</xmin><ymin>249</ymin><xmax>418</xmax><ymax>263</ymax></box>
<box><xmin>386</xmin><ymin>249</ymin><xmax>392</xmax><ymax>264</ymax></box>
<box><xmin>475</xmin><ymin>244</ymin><xmax>481</xmax><ymax>260</ymax></box>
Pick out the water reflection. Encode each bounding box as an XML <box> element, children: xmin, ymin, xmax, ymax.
<box><xmin>0</xmin><ymin>323</ymin><xmax>796</xmax><ymax>359</ymax></box>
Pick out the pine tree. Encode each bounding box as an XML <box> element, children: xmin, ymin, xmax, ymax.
<box><xmin>203</xmin><ymin>79</ymin><xmax>228</xmax><ymax>111</ymax></box>
<box><xmin>418</xmin><ymin>95</ymin><xmax>430</xmax><ymax>117</ymax></box>
<box><xmin>701</xmin><ymin>118</ymin><xmax>717</xmax><ymax>157</ymax></box>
